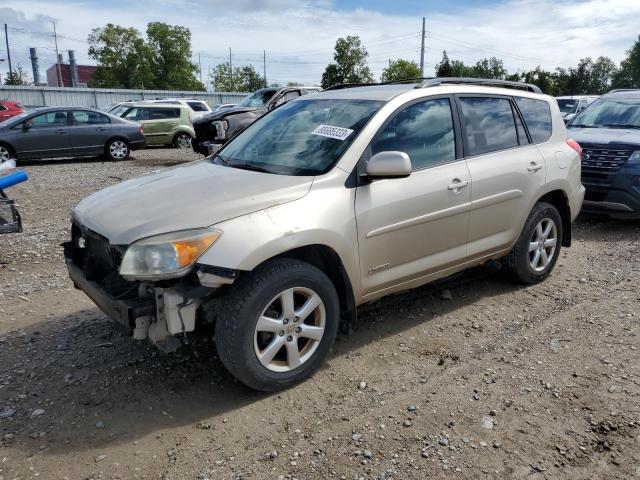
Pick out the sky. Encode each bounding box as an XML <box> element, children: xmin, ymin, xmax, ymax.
<box><xmin>1</xmin><ymin>0</ymin><xmax>639</xmax><ymax>89</ymax></box>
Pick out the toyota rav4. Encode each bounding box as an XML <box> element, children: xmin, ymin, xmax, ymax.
<box><xmin>65</xmin><ymin>78</ymin><xmax>584</xmax><ymax>391</ymax></box>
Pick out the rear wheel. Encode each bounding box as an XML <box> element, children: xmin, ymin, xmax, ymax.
<box><xmin>214</xmin><ymin>258</ymin><xmax>340</xmax><ymax>391</ymax></box>
<box><xmin>504</xmin><ymin>202</ymin><xmax>562</xmax><ymax>284</ymax></box>
<box><xmin>0</xmin><ymin>143</ymin><xmax>15</xmax><ymax>162</ymax></box>
<box><xmin>173</xmin><ymin>132</ymin><xmax>192</xmax><ymax>149</ymax></box>
<box><xmin>105</xmin><ymin>139</ymin><xmax>129</xmax><ymax>161</ymax></box>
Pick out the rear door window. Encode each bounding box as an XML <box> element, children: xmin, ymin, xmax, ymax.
<box><xmin>514</xmin><ymin>97</ymin><xmax>552</xmax><ymax>143</ymax></box>
<box><xmin>372</xmin><ymin>98</ymin><xmax>456</xmax><ymax>170</ymax></box>
<box><xmin>72</xmin><ymin>111</ymin><xmax>110</xmax><ymax>125</ymax></box>
<box><xmin>458</xmin><ymin>97</ymin><xmax>518</xmax><ymax>156</ymax></box>
<box><xmin>149</xmin><ymin>108</ymin><xmax>181</xmax><ymax>119</ymax></box>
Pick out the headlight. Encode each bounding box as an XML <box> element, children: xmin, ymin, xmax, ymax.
<box><xmin>119</xmin><ymin>228</ymin><xmax>221</xmax><ymax>280</ymax></box>
<box><xmin>629</xmin><ymin>151</ymin><xmax>640</xmax><ymax>164</ymax></box>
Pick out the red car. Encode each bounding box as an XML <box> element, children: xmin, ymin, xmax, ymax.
<box><xmin>0</xmin><ymin>100</ymin><xmax>25</xmax><ymax>122</ymax></box>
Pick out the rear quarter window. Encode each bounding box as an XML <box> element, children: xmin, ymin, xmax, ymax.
<box><xmin>187</xmin><ymin>102</ymin><xmax>208</xmax><ymax>112</ymax></box>
<box><xmin>514</xmin><ymin>97</ymin><xmax>552</xmax><ymax>143</ymax></box>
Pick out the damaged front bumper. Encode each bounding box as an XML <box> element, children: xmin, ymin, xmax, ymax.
<box><xmin>63</xmin><ymin>226</ymin><xmax>237</xmax><ymax>352</ymax></box>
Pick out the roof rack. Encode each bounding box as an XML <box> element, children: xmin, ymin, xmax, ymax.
<box><xmin>607</xmin><ymin>89</ymin><xmax>640</xmax><ymax>94</ymax></box>
<box><xmin>419</xmin><ymin>77</ymin><xmax>542</xmax><ymax>94</ymax></box>
<box><xmin>323</xmin><ymin>82</ymin><xmax>379</xmax><ymax>91</ymax></box>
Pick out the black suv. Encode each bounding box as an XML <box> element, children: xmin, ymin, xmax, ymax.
<box><xmin>568</xmin><ymin>89</ymin><xmax>640</xmax><ymax>218</ymax></box>
<box><xmin>192</xmin><ymin>86</ymin><xmax>321</xmax><ymax>155</ymax></box>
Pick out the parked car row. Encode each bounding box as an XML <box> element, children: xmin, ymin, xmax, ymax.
<box><xmin>65</xmin><ymin>78</ymin><xmax>586</xmax><ymax>391</ymax></box>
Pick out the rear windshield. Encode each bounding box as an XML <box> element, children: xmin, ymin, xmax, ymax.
<box><xmin>515</xmin><ymin>97</ymin><xmax>552</xmax><ymax>143</ymax></box>
<box><xmin>569</xmin><ymin>97</ymin><xmax>640</xmax><ymax>129</ymax></box>
<box><xmin>215</xmin><ymin>99</ymin><xmax>383</xmax><ymax>175</ymax></box>
<box><xmin>187</xmin><ymin>101</ymin><xmax>209</xmax><ymax>112</ymax></box>
<box><xmin>557</xmin><ymin>99</ymin><xmax>578</xmax><ymax>114</ymax></box>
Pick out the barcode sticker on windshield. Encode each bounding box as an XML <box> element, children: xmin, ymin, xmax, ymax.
<box><xmin>312</xmin><ymin>124</ymin><xmax>354</xmax><ymax>141</ymax></box>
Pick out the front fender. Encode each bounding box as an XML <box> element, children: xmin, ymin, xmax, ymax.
<box><xmin>196</xmin><ymin>170</ymin><xmax>363</xmax><ymax>301</ymax></box>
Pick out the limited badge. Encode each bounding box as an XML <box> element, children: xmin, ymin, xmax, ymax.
<box><xmin>311</xmin><ymin>124</ymin><xmax>354</xmax><ymax>141</ymax></box>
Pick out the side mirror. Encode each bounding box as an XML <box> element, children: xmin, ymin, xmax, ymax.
<box><xmin>366</xmin><ymin>151</ymin><xmax>412</xmax><ymax>178</ymax></box>
<box><xmin>22</xmin><ymin>121</ymin><xmax>32</xmax><ymax>130</ymax></box>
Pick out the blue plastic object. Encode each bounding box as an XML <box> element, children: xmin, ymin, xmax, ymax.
<box><xmin>0</xmin><ymin>170</ymin><xmax>28</xmax><ymax>189</ymax></box>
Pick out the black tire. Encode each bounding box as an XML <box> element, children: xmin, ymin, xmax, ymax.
<box><xmin>214</xmin><ymin>258</ymin><xmax>340</xmax><ymax>392</ymax></box>
<box><xmin>104</xmin><ymin>138</ymin><xmax>130</xmax><ymax>161</ymax></box>
<box><xmin>173</xmin><ymin>132</ymin><xmax>192</xmax><ymax>149</ymax></box>
<box><xmin>0</xmin><ymin>143</ymin><xmax>16</xmax><ymax>162</ymax></box>
<box><xmin>504</xmin><ymin>202</ymin><xmax>563</xmax><ymax>284</ymax></box>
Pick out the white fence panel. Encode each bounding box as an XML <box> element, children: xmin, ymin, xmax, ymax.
<box><xmin>0</xmin><ymin>85</ymin><xmax>247</xmax><ymax>109</ymax></box>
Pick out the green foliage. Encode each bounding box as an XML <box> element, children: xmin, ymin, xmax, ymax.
<box><xmin>435</xmin><ymin>51</ymin><xmax>506</xmax><ymax>79</ymax></box>
<box><xmin>211</xmin><ymin>63</ymin><xmax>266</xmax><ymax>92</ymax></box>
<box><xmin>88</xmin><ymin>22</ymin><xmax>203</xmax><ymax>90</ymax></box>
<box><xmin>88</xmin><ymin>24</ymin><xmax>153</xmax><ymax>88</ymax></box>
<box><xmin>380</xmin><ymin>59</ymin><xmax>421</xmax><ymax>83</ymax></box>
<box><xmin>4</xmin><ymin>66</ymin><xmax>32</xmax><ymax>86</ymax></box>
<box><xmin>612</xmin><ymin>35</ymin><xmax>640</xmax><ymax>89</ymax></box>
<box><xmin>146</xmin><ymin>22</ymin><xmax>203</xmax><ymax>90</ymax></box>
<box><xmin>321</xmin><ymin>36</ymin><xmax>374</xmax><ymax>88</ymax></box>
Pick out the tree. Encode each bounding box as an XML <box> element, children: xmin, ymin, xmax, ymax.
<box><xmin>145</xmin><ymin>22</ymin><xmax>203</xmax><ymax>90</ymax></box>
<box><xmin>88</xmin><ymin>24</ymin><xmax>153</xmax><ymax>88</ymax></box>
<box><xmin>380</xmin><ymin>59</ymin><xmax>421</xmax><ymax>82</ymax></box>
<box><xmin>4</xmin><ymin>66</ymin><xmax>32</xmax><ymax>86</ymax></box>
<box><xmin>590</xmin><ymin>56</ymin><xmax>618</xmax><ymax>93</ymax></box>
<box><xmin>321</xmin><ymin>36</ymin><xmax>373</xmax><ymax>88</ymax></box>
<box><xmin>612</xmin><ymin>35</ymin><xmax>640</xmax><ymax>89</ymax></box>
<box><xmin>474</xmin><ymin>57</ymin><xmax>507</xmax><ymax>80</ymax></box>
<box><xmin>435</xmin><ymin>51</ymin><xmax>453</xmax><ymax>77</ymax></box>
<box><xmin>211</xmin><ymin>63</ymin><xmax>265</xmax><ymax>92</ymax></box>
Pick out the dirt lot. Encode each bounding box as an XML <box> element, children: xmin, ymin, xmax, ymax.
<box><xmin>0</xmin><ymin>148</ymin><xmax>639</xmax><ymax>480</ymax></box>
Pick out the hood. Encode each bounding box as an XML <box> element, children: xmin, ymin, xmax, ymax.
<box><xmin>73</xmin><ymin>160</ymin><xmax>313</xmax><ymax>245</ymax></box>
<box><xmin>195</xmin><ymin>106</ymin><xmax>261</xmax><ymax>124</ymax></box>
<box><xmin>568</xmin><ymin>127</ymin><xmax>640</xmax><ymax>147</ymax></box>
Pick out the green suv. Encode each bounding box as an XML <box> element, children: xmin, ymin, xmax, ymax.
<box><xmin>119</xmin><ymin>103</ymin><xmax>194</xmax><ymax>148</ymax></box>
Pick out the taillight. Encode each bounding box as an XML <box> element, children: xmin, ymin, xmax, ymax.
<box><xmin>566</xmin><ymin>138</ymin><xmax>582</xmax><ymax>160</ymax></box>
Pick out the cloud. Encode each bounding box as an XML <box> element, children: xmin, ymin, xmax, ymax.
<box><xmin>1</xmin><ymin>0</ymin><xmax>639</xmax><ymax>86</ymax></box>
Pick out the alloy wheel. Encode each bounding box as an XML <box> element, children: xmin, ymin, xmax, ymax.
<box><xmin>109</xmin><ymin>141</ymin><xmax>128</xmax><ymax>160</ymax></box>
<box><xmin>0</xmin><ymin>145</ymin><xmax>11</xmax><ymax>162</ymax></box>
<box><xmin>176</xmin><ymin>134</ymin><xmax>192</xmax><ymax>149</ymax></box>
<box><xmin>254</xmin><ymin>287</ymin><xmax>326</xmax><ymax>372</ymax></box>
<box><xmin>528</xmin><ymin>218</ymin><xmax>557</xmax><ymax>272</ymax></box>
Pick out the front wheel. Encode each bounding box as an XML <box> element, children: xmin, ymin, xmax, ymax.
<box><xmin>0</xmin><ymin>143</ymin><xmax>15</xmax><ymax>162</ymax></box>
<box><xmin>173</xmin><ymin>132</ymin><xmax>192</xmax><ymax>149</ymax></box>
<box><xmin>214</xmin><ymin>258</ymin><xmax>340</xmax><ymax>391</ymax></box>
<box><xmin>504</xmin><ymin>202</ymin><xmax>563</xmax><ymax>284</ymax></box>
<box><xmin>105</xmin><ymin>139</ymin><xmax>129</xmax><ymax>161</ymax></box>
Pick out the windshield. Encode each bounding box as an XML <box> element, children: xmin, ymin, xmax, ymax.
<box><xmin>569</xmin><ymin>97</ymin><xmax>640</xmax><ymax>128</ymax></box>
<box><xmin>110</xmin><ymin>104</ymin><xmax>131</xmax><ymax>117</ymax></box>
<box><xmin>215</xmin><ymin>99</ymin><xmax>383</xmax><ymax>175</ymax></box>
<box><xmin>557</xmin><ymin>99</ymin><xmax>578</xmax><ymax>115</ymax></box>
<box><xmin>237</xmin><ymin>89</ymin><xmax>277</xmax><ymax>108</ymax></box>
<box><xmin>1</xmin><ymin>111</ymin><xmax>30</xmax><ymax>126</ymax></box>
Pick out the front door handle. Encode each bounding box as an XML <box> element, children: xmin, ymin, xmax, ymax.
<box><xmin>56</xmin><ymin>129</ymin><xmax>66</xmax><ymax>134</ymax></box>
<box><xmin>448</xmin><ymin>179</ymin><xmax>469</xmax><ymax>191</ymax></box>
<box><xmin>527</xmin><ymin>163</ymin><xmax>543</xmax><ymax>172</ymax></box>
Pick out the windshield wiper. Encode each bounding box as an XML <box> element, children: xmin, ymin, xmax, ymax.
<box><xmin>569</xmin><ymin>124</ymin><xmax>597</xmax><ymax>128</ymax></box>
<box><xmin>602</xmin><ymin>123</ymin><xmax>640</xmax><ymax>129</ymax></box>
<box><xmin>228</xmin><ymin>161</ymin><xmax>274</xmax><ymax>174</ymax></box>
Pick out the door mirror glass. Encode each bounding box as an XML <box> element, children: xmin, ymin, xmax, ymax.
<box><xmin>366</xmin><ymin>151</ymin><xmax>412</xmax><ymax>178</ymax></box>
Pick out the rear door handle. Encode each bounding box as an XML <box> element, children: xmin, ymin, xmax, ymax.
<box><xmin>56</xmin><ymin>129</ymin><xmax>66</xmax><ymax>134</ymax></box>
<box><xmin>448</xmin><ymin>179</ymin><xmax>469</xmax><ymax>191</ymax></box>
<box><xmin>527</xmin><ymin>163</ymin><xmax>543</xmax><ymax>172</ymax></box>
<box><xmin>97</xmin><ymin>127</ymin><xmax>108</xmax><ymax>131</ymax></box>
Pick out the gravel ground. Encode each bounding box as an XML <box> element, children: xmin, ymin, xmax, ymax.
<box><xmin>0</xmin><ymin>147</ymin><xmax>639</xmax><ymax>480</ymax></box>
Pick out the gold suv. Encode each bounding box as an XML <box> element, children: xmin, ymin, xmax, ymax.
<box><xmin>65</xmin><ymin>78</ymin><xmax>585</xmax><ymax>391</ymax></box>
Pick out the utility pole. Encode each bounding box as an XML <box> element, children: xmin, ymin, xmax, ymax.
<box><xmin>263</xmin><ymin>50</ymin><xmax>267</xmax><ymax>87</ymax></box>
<box><xmin>52</xmin><ymin>21</ymin><xmax>62</xmax><ymax>86</ymax></box>
<box><xmin>4</xmin><ymin>24</ymin><xmax>12</xmax><ymax>77</ymax></box>
<box><xmin>198</xmin><ymin>52</ymin><xmax>203</xmax><ymax>85</ymax></box>
<box><xmin>229</xmin><ymin>47</ymin><xmax>233</xmax><ymax>89</ymax></box>
<box><xmin>419</xmin><ymin>17</ymin><xmax>426</xmax><ymax>77</ymax></box>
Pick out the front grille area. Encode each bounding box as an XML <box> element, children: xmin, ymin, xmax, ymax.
<box><xmin>581</xmin><ymin>144</ymin><xmax>634</xmax><ymax>172</ymax></box>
